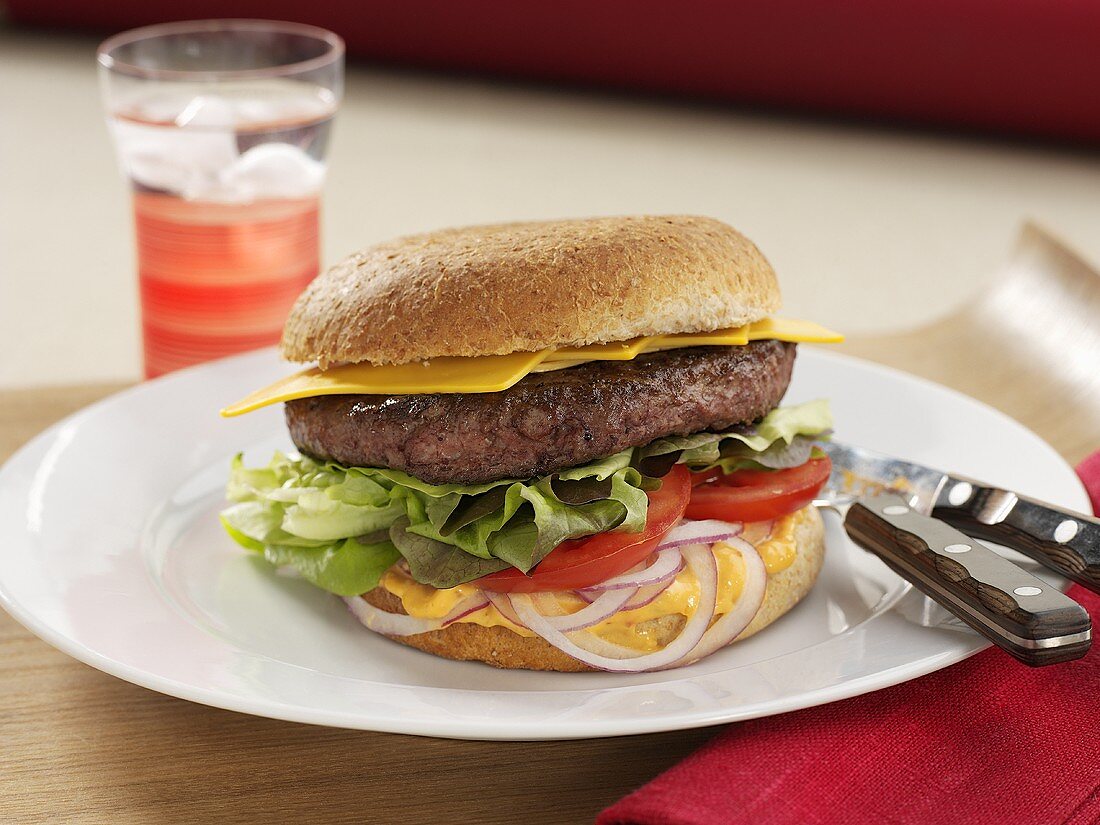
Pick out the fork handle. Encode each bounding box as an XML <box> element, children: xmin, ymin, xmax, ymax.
<box><xmin>930</xmin><ymin>479</ymin><xmax>1100</xmax><ymax>595</ymax></box>
<box><xmin>845</xmin><ymin>493</ymin><xmax>1091</xmax><ymax>666</ymax></box>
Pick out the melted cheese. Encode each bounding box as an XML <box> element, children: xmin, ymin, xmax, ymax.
<box><xmin>550</xmin><ymin>336</ymin><xmax>655</xmax><ymax>361</ymax></box>
<box><xmin>220</xmin><ymin>318</ymin><xmax>843</xmax><ymax>416</ymax></box>
<box><xmin>745</xmin><ymin>316</ymin><xmax>838</xmax><ymax>343</ymax></box>
<box><xmin>221</xmin><ymin>350</ymin><xmax>550</xmax><ymax>416</ymax></box>
<box><xmin>379</xmin><ymin>508</ymin><xmax>811</xmax><ymax>652</ymax></box>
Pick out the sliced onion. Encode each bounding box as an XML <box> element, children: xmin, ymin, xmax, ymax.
<box><xmin>483</xmin><ymin>590</ymin><xmax>528</xmax><ymax>629</ymax></box>
<box><xmin>345</xmin><ymin>592</ymin><xmax>489</xmax><ymax>636</ymax></box>
<box><xmin>440</xmin><ymin>595</ymin><xmax>490</xmax><ymax>626</ymax></box>
<box><xmin>622</xmin><ymin>579</ymin><xmax>675</xmax><ymax>610</ymax></box>
<box><xmin>739</xmin><ymin>520</ymin><xmax>775</xmax><ymax>545</ymax></box>
<box><xmin>506</xmin><ymin>544</ymin><xmax>718</xmax><ymax>672</ymax></box>
<box><xmin>344</xmin><ymin>596</ymin><xmax>443</xmax><ymax>636</ymax></box>
<box><xmin>656</xmin><ymin>519</ymin><xmax>742</xmax><ymax>550</ymax></box>
<box><xmin>579</xmin><ymin>547</ymin><xmax>684</xmax><ymax>592</ymax></box>
<box><xmin>527</xmin><ymin>587</ymin><xmax>639</xmax><ymax>632</ymax></box>
<box><xmin>542</xmin><ymin>626</ymin><xmax>642</xmax><ymax>659</ymax></box>
<box><xmin>660</xmin><ymin>535</ymin><xmax>767</xmax><ymax>668</ymax></box>
<box><xmin>574</xmin><ymin>582</ymin><xmax>668</xmax><ymax>607</ymax></box>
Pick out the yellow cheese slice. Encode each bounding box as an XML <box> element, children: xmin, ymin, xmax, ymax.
<box><xmin>548</xmin><ymin>326</ymin><xmax>752</xmax><ymax>361</ymax></box>
<box><xmin>529</xmin><ymin>358</ymin><xmax>590</xmax><ymax>373</ymax></box>
<box><xmin>548</xmin><ymin>337</ymin><xmax>654</xmax><ymax>361</ymax></box>
<box><xmin>748</xmin><ymin>317</ymin><xmax>844</xmax><ymax>343</ymax></box>
<box><xmin>651</xmin><ymin>326</ymin><xmax>750</xmax><ymax>348</ymax></box>
<box><xmin>221</xmin><ymin>350</ymin><xmax>550</xmax><ymax>416</ymax></box>
<box><xmin>220</xmin><ymin>317</ymin><xmax>843</xmax><ymax>416</ymax></box>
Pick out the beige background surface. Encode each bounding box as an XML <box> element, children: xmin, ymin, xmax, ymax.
<box><xmin>4</xmin><ymin>27</ymin><xmax>1100</xmax><ymax>388</ymax></box>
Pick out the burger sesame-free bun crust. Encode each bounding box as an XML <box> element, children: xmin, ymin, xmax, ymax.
<box><xmin>362</xmin><ymin>506</ymin><xmax>825</xmax><ymax>672</ymax></box>
<box><xmin>281</xmin><ymin>215</ymin><xmax>781</xmax><ymax>368</ymax></box>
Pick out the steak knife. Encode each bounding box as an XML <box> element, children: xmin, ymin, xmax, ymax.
<box><xmin>821</xmin><ymin>441</ymin><xmax>1100</xmax><ymax>594</ymax></box>
<box><xmin>815</xmin><ymin>441</ymin><xmax>1093</xmax><ymax>666</ymax></box>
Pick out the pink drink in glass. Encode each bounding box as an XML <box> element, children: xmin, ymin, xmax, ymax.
<box><xmin>98</xmin><ymin>21</ymin><xmax>343</xmax><ymax>378</ymax></box>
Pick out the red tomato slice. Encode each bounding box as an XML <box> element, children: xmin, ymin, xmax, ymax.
<box><xmin>690</xmin><ymin>467</ymin><xmax>723</xmax><ymax>487</ymax></box>
<box><xmin>477</xmin><ymin>464</ymin><xmax>692</xmax><ymax>593</ymax></box>
<box><xmin>684</xmin><ymin>456</ymin><xmax>831</xmax><ymax>522</ymax></box>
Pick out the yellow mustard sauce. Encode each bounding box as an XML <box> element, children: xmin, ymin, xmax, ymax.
<box><xmin>380</xmin><ymin>507</ymin><xmax>811</xmax><ymax>651</ymax></box>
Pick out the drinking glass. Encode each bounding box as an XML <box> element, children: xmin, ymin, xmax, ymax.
<box><xmin>98</xmin><ymin>20</ymin><xmax>344</xmax><ymax>378</ymax></box>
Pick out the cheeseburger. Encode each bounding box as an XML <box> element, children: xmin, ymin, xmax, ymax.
<box><xmin>221</xmin><ymin>215</ymin><xmax>842</xmax><ymax>672</ymax></box>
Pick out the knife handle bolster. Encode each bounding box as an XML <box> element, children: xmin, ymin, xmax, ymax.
<box><xmin>846</xmin><ymin>493</ymin><xmax>1091</xmax><ymax>666</ymax></box>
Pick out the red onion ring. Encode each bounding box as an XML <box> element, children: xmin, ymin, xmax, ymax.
<box><xmin>344</xmin><ymin>592</ymin><xmax>488</xmax><ymax>636</ymax></box>
<box><xmin>440</xmin><ymin>596</ymin><xmax>490</xmax><ymax>626</ymax></box>
<box><xmin>622</xmin><ymin>579</ymin><xmax>675</xmax><ymax>610</ymax></box>
<box><xmin>739</xmin><ymin>520</ymin><xmax>775</xmax><ymax>545</ymax></box>
<box><xmin>661</xmin><ymin>535</ymin><xmax>767</xmax><ymax>668</ymax></box>
<box><xmin>344</xmin><ymin>595</ymin><xmax>444</xmax><ymax>636</ymax></box>
<box><xmin>578</xmin><ymin>547</ymin><xmax>684</xmax><ymax>592</ymax></box>
<box><xmin>576</xmin><ymin>577</ymin><xmax>673</xmax><ymax>607</ymax></box>
<box><xmin>483</xmin><ymin>590</ymin><xmax>528</xmax><ymax>629</ymax></box>
<box><xmin>506</xmin><ymin>544</ymin><xmax>718</xmax><ymax>672</ymax></box>
<box><xmin>655</xmin><ymin>519</ymin><xmax>742</xmax><ymax>550</ymax></box>
<box><xmin>527</xmin><ymin>587</ymin><xmax>640</xmax><ymax>632</ymax></box>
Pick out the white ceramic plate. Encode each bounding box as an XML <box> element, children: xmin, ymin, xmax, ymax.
<box><xmin>0</xmin><ymin>348</ymin><xmax>1086</xmax><ymax>740</ymax></box>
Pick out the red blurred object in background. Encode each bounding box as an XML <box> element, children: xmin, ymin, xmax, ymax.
<box><xmin>12</xmin><ymin>0</ymin><xmax>1100</xmax><ymax>145</ymax></box>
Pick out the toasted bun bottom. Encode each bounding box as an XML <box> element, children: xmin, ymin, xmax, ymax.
<box><xmin>362</xmin><ymin>506</ymin><xmax>825</xmax><ymax>672</ymax></box>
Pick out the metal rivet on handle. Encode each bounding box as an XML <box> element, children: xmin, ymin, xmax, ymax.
<box><xmin>1013</xmin><ymin>586</ymin><xmax>1043</xmax><ymax>596</ymax></box>
<box><xmin>1054</xmin><ymin>520</ymin><xmax>1079</xmax><ymax>543</ymax></box>
<box><xmin>948</xmin><ymin>482</ymin><xmax>973</xmax><ymax>506</ymax></box>
<box><xmin>883</xmin><ymin>505</ymin><xmax>909</xmax><ymax>516</ymax></box>
<box><xmin>944</xmin><ymin>543</ymin><xmax>972</xmax><ymax>554</ymax></box>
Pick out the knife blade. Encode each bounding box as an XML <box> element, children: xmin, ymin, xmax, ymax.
<box><xmin>821</xmin><ymin>441</ymin><xmax>1100</xmax><ymax>595</ymax></box>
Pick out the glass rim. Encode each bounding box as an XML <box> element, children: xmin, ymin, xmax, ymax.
<box><xmin>97</xmin><ymin>19</ymin><xmax>345</xmax><ymax>81</ymax></box>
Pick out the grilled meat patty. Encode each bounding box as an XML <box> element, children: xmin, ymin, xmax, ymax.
<box><xmin>285</xmin><ymin>340</ymin><xmax>796</xmax><ymax>484</ymax></box>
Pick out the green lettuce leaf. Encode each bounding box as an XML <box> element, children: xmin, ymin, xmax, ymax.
<box><xmin>639</xmin><ymin>399</ymin><xmax>833</xmax><ymax>474</ymax></box>
<box><xmin>221</xmin><ymin>449</ymin><xmax>652</xmax><ymax>591</ymax></box>
<box><xmin>221</xmin><ymin>400</ymin><xmax>833</xmax><ymax>594</ymax></box>
<box><xmin>389</xmin><ymin>518</ymin><xmax>510</xmax><ymax>588</ymax></box>
<box><xmin>264</xmin><ymin>538</ymin><xmax>401</xmax><ymax>597</ymax></box>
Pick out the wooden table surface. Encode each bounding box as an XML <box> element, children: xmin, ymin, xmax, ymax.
<box><xmin>3</xmin><ymin>230</ymin><xmax>1097</xmax><ymax>825</ymax></box>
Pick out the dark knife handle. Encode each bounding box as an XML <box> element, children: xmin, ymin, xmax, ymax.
<box><xmin>930</xmin><ymin>478</ymin><xmax>1100</xmax><ymax>595</ymax></box>
<box><xmin>845</xmin><ymin>493</ymin><xmax>1091</xmax><ymax>666</ymax></box>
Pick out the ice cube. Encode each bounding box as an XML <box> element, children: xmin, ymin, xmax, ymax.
<box><xmin>110</xmin><ymin>117</ymin><xmax>239</xmax><ymax>198</ymax></box>
<box><xmin>236</xmin><ymin>94</ymin><xmax>331</xmax><ymax>127</ymax></box>
<box><xmin>175</xmin><ymin>95</ymin><xmax>237</xmax><ymax>129</ymax></box>
<box><xmin>219</xmin><ymin>143</ymin><xmax>326</xmax><ymax>199</ymax></box>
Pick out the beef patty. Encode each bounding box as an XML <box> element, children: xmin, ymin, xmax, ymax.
<box><xmin>285</xmin><ymin>340</ymin><xmax>796</xmax><ymax>484</ymax></box>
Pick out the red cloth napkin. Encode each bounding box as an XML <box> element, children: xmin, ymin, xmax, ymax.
<box><xmin>599</xmin><ymin>454</ymin><xmax>1100</xmax><ymax>825</ymax></box>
